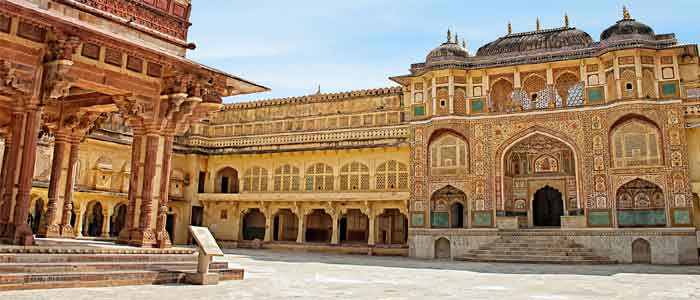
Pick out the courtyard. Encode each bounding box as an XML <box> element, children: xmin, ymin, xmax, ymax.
<box><xmin>1</xmin><ymin>249</ymin><xmax>699</xmax><ymax>300</ymax></box>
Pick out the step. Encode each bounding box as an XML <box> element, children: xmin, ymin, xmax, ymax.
<box><xmin>456</xmin><ymin>256</ymin><xmax>616</xmax><ymax>265</ymax></box>
<box><xmin>485</xmin><ymin>242</ymin><xmax>584</xmax><ymax>248</ymax></box>
<box><xmin>480</xmin><ymin>246</ymin><xmax>593</xmax><ymax>252</ymax></box>
<box><xmin>458</xmin><ymin>254</ymin><xmax>613</xmax><ymax>263</ymax></box>
<box><xmin>469</xmin><ymin>249</ymin><xmax>596</xmax><ymax>256</ymax></box>
<box><xmin>0</xmin><ymin>268</ymin><xmax>244</xmax><ymax>291</ymax></box>
<box><xmin>0</xmin><ymin>261</ymin><xmax>229</xmax><ymax>273</ymax></box>
<box><xmin>0</xmin><ymin>247</ymin><xmax>194</xmax><ymax>255</ymax></box>
<box><xmin>0</xmin><ymin>254</ymin><xmax>200</xmax><ymax>264</ymax></box>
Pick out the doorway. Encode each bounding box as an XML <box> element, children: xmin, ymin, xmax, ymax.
<box><xmin>533</xmin><ymin>186</ymin><xmax>563</xmax><ymax>227</ymax></box>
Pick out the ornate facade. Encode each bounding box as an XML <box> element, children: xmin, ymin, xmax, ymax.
<box><xmin>7</xmin><ymin>5</ymin><xmax>700</xmax><ymax>264</ymax></box>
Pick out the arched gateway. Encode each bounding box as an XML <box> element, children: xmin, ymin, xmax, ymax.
<box><xmin>501</xmin><ymin>132</ymin><xmax>579</xmax><ymax>227</ymax></box>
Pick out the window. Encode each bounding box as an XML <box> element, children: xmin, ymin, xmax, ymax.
<box><xmin>375</xmin><ymin>160</ymin><xmax>409</xmax><ymax>190</ymax></box>
<box><xmin>339</xmin><ymin>162</ymin><xmax>370</xmax><ymax>191</ymax></box>
<box><xmin>197</xmin><ymin>171</ymin><xmax>206</xmax><ymax>193</ymax></box>
<box><xmin>273</xmin><ymin>164</ymin><xmax>300</xmax><ymax>192</ymax></box>
<box><xmin>243</xmin><ymin>166</ymin><xmax>269</xmax><ymax>192</ymax></box>
<box><xmin>305</xmin><ymin>163</ymin><xmax>334</xmax><ymax>191</ymax></box>
<box><xmin>430</xmin><ymin>133</ymin><xmax>468</xmax><ymax>176</ymax></box>
<box><xmin>611</xmin><ymin>118</ymin><xmax>662</xmax><ymax>168</ymax></box>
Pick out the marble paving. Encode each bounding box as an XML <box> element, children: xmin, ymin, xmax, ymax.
<box><xmin>2</xmin><ymin>249</ymin><xmax>700</xmax><ymax>300</ymax></box>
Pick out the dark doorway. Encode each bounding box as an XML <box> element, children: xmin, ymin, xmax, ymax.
<box><xmin>190</xmin><ymin>206</ymin><xmax>203</xmax><ymax>244</ymax></box>
<box><xmin>450</xmin><ymin>203</ymin><xmax>464</xmax><ymax>228</ymax></box>
<box><xmin>339</xmin><ymin>217</ymin><xmax>347</xmax><ymax>242</ymax></box>
<box><xmin>166</xmin><ymin>214</ymin><xmax>175</xmax><ymax>242</ymax></box>
<box><xmin>221</xmin><ymin>176</ymin><xmax>229</xmax><ymax>193</ymax></box>
<box><xmin>273</xmin><ymin>215</ymin><xmax>280</xmax><ymax>241</ymax></box>
<box><xmin>533</xmin><ymin>186</ymin><xmax>563</xmax><ymax>227</ymax></box>
<box><xmin>197</xmin><ymin>171</ymin><xmax>206</xmax><ymax>193</ymax></box>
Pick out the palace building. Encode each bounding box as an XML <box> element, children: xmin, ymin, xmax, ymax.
<box><xmin>5</xmin><ymin>4</ymin><xmax>700</xmax><ymax>265</ymax></box>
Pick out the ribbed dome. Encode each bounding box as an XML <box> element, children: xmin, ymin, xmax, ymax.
<box><xmin>476</xmin><ymin>27</ymin><xmax>593</xmax><ymax>57</ymax></box>
<box><xmin>600</xmin><ymin>18</ymin><xmax>655</xmax><ymax>43</ymax></box>
<box><xmin>426</xmin><ymin>42</ymin><xmax>469</xmax><ymax>65</ymax></box>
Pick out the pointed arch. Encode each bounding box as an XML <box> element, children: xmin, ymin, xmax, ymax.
<box><xmin>490</xmin><ymin>78</ymin><xmax>514</xmax><ymax>112</ymax></box>
<box><xmin>609</xmin><ymin>115</ymin><xmax>663</xmax><ymax>168</ymax></box>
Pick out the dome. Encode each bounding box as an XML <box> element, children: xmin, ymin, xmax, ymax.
<box><xmin>600</xmin><ymin>7</ymin><xmax>655</xmax><ymax>43</ymax></box>
<box><xmin>425</xmin><ymin>31</ymin><xmax>469</xmax><ymax>65</ymax></box>
<box><xmin>476</xmin><ymin>27</ymin><xmax>593</xmax><ymax>57</ymax></box>
<box><xmin>600</xmin><ymin>19</ymin><xmax>655</xmax><ymax>43</ymax></box>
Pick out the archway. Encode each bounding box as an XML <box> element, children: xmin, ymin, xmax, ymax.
<box><xmin>242</xmin><ymin>209</ymin><xmax>266</xmax><ymax>240</ymax></box>
<box><xmin>110</xmin><ymin>203</ymin><xmax>127</xmax><ymax>237</ymax></box>
<box><xmin>501</xmin><ymin>132</ymin><xmax>578</xmax><ymax>224</ymax></box>
<box><xmin>430</xmin><ymin>186</ymin><xmax>467</xmax><ymax>228</ymax></box>
<box><xmin>84</xmin><ymin>201</ymin><xmax>104</xmax><ymax>237</ymax></box>
<box><xmin>376</xmin><ymin>209</ymin><xmax>407</xmax><ymax>245</ymax></box>
<box><xmin>215</xmin><ymin>167</ymin><xmax>239</xmax><ymax>194</ymax></box>
<box><xmin>305</xmin><ymin>209</ymin><xmax>332</xmax><ymax>243</ymax></box>
<box><xmin>341</xmin><ymin>209</ymin><xmax>368</xmax><ymax>243</ymax></box>
<box><xmin>533</xmin><ymin>186</ymin><xmax>563</xmax><ymax>227</ymax></box>
<box><xmin>632</xmin><ymin>238</ymin><xmax>652</xmax><ymax>264</ymax></box>
<box><xmin>434</xmin><ymin>237</ymin><xmax>451</xmax><ymax>259</ymax></box>
<box><xmin>273</xmin><ymin>209</ymin><xmax>298</xmax><ymax>242</ymax></box>
<box><xmin>616</xmin><ymin>179</ymin><xmax>666</xmax><ymax>227</ymax></box>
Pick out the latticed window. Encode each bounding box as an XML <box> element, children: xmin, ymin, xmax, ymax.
<box><xmin>305</xmin><ymin>163</ymin><xmax>334</xmax><ymax>191</ymax></box>
<box><xmin>375</xmin><ymin>160</ymin><xmax>409</xmax><ymax>190</ymax></box>
<box><xmin>429</xmin><ymin>134</ymin><xmax>468</xmax><ymax>176</ymax></box>
<box><xmin>611</xmin><ymin>119</ymin><xmax>662</xmax><ymax>168</ymax></box>
<box><xmin>339</xmin><ymin>162</ymin><xmax>370</xmax><ymax>191</ymax></box>
<box><xmin>243</xmin><ymin>166</ymin><xmax>268</xmax><ymax>192</ymax></box>
<box><xmin>273</xmin><ymin>164</ymin><xmax>300</xmax><ymax>192</ymax></box>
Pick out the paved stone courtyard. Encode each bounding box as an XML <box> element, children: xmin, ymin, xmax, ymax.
<box><xmin>2</xmin><ymin>249</ymin><xmax>700</xmax><ymax>299</ymax></box>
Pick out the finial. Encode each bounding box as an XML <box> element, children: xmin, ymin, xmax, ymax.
<box><xmin>536</xmin><ymin>17</ymin><xmax>541</xmax><ymax>31</ymax></box>
<box><xmin>623</xmin><ymin>5</ymin><xmax>631</xmax><ymax>20</ymax></box>
<box><xmin>564</xmin><ymin>13</ymin><xmax>570</xmax><ymax>28</ymax></box>
<box><xmin>462</xmin><ymin>39</ymin><xmax>467</xmax><ymax>49</ymax></box>
<box><xmin>447</xmin><ymin>29</ymin><xmax>452</xmax><ymax>43</ymax></box>
<box><xmin>454</xmin><ymin>33</ymin><xmax>459</xmax><ymax>44</ymax></box>
<box><xmin>316</xmin><ymin>84</ymin><xmax>321</xmax><ymax>94</ymax></box>
<box><xmin>508</xmin><ymin>21</ymin><xmax>512</xmax><ymax>35</ymax></box>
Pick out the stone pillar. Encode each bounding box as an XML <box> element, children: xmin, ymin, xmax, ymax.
<box><xmin>0</xmin><ymin>135</ymin><xmax>9</xmax><ymax>235</ymax></box>
<box><xmin>60</xmin><ymin>138</ymin><xmax>80</xmax><ymax>237</ymax></box>
<box><xmin>118</xmin><ymin>133</ymin><xmax>143</xmax><ymax>244</ymax></box>
<box><xmin>263</xmin><ymin>212</ymin><xmax>273</xmax><ymax>242</ymax></box>
<box><xmin>73</xmin><ymin>206</ymin><xmax>83</xmax><ymax>237</ymax></box>
<box><xmin>156</xmin><ymin>135</ymin><xmax>174</xmax><ymax>248</ymax></box>
<box><xmin>130</xmin><ymin>133</ymin><xmax>161</xmax><ymax>248</ymax></box>
<box><xmin>368</xmin><ymin>213</ymin><xmax>376</xmax><ymax>246</ymax></box>
<box><xmin>12</xmin><ymin>107</ymin><xmax>41</xmax><ymax>245</ymax></box>
<box><xmin>37</xmin><ymin>133</ymin><xmax>70</xmax><ymax>238</ymax></box>
<box><xmin>0</xmin><ymin>112</ymin><xmax>25</xmax><ymax>239</ymax></box>
<box><xmin>330</xmin><ymin>213</ymin><xmax>339</xmax><ymax>245</ymax></box>
<box><xmin>296</xmin><ymin>213</ymin><xmax>305</xmax><ymax>243</ymax></box>
<box><xmin>101</xmin><ymin>208</ymin><xmax>111</xmax><ymax>237</ymax></box>
<box><xmin>0</xmin><ymin>129</ymin><xmax>17</xmax><ymax>237</ymax></box>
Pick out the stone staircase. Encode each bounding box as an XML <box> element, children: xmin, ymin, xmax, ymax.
<box><xmin>0</xmin><ymin>247</ymin><xmax>243</xmax><ymax>291</ymax></box>
<box><xmin>456</xmin><ymin>234</ymin><xmax>616</xmax><ymax>264</ymax></box>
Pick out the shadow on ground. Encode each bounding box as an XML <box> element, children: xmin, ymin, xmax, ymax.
<box><xmin>220</xmin><ymin>248</ymin><xmax>700</xmax><ymax>277</ymax></box>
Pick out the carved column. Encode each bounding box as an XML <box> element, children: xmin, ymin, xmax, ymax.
<box><xmin>36</xmin><ymin>133</ymin><xmax>69</xmax><ymax>238</ymax></box>
<box><xmin>330</xmin><ymin>211</ymin><xmax>340</xmax><ymax>245</ymax></box>
<box><xmin>101</xmin><ymin>208</ymin><xmax>111</xmax><ymax>238</ymax></box>
<box><xmin>263</xmin><ymin>212</ymin><xmax>273</xmax><ymax>242</ymax></box>
<box><xmin>73</xmin><ymin>205</ymin><xmax>83</xmax><ymax>237</ymax></box>
<box><xmin>156</xmin><ymin>135</ymin><xmax>174</xmax><ymax>248</ymax></box>
<box><xmin>367</xmin><ymin>210</ymin><xmax>376</xmax><ymax>246</ymax></box>
<box><xmin>296</xmin><ymin>212</ymin><xmax>305</xmax><ymax>243</ymax></box>
<box><xmin>0</xmin><ymin>134</ymin><xmax>10</xmax><ymax>235</ymax></box>
<box><xmin>0</xmin><ymin>124</ymin><xmax>19</xmax><ymax>238</ymax></box>
<box><xmin>12</xmin><ymin>107</ymin><xmax>42</xmax><ymax>245</ymax></box>
<box><xmin>118</xmin><ymin>132</ymin><xmax>143</xmax><ymax>244</ymax></box>
<box><xmin>60</xmin><ymin>136</ymin><xmax>81</xmax><ymax>237</ymax></box>
<box><xmin>129</xmin><ymin>132</ymin><xmax>161</xmax><ymax>247</ymax></box>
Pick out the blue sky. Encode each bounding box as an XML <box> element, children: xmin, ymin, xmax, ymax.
<box><xmin>187</xmin><ymin>0</ymin><xmax>700</xmax><ymax>103</ymax></box>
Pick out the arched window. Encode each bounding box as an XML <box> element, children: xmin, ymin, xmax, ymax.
<box><xmin>620</xmin><ymin>69</ymin><xmax>637</xmax><ymax>99</ymax></box>
<box><xmin>642</xmin><ymin>69</ymin><xmax>656</xmax><ymax>98</ymax></box>
<box><xmin>555</xmin><ymin>72</ymin><xmax>583</xmax><ymax>107</ymax></box>
<box><xmin>430</xmin><ymin>133</ymin><xmax>468</xmax><ymax>176</ymax></box>
<box><xmin>243</xmin><ymin>166</ymin><xmax>268</xmax><ymax>192</ymax></box>
<box><xmin>523</xmin><ymin>75</ymin><xmax>547</xmax><ymax>109</ymax></box>
<box><xmin>611</xmin><ymin>118</ymin><xmax>662</xmax><ymax>168</ymax></box>
<box><xmin>375</xmin><ymin>160</ymin><xmax>408</xmax><ymax>190</ymax></box>
<box><xmin>273</xmin><ymin>164</ymin><xmax>300</xmax><ymax>192</ymax></box>
<box><xmin>305</xmin><ymin>163</ymin><xmax>334</xmax><ymax>191</ymax></box>
<box><xmin>616</xmin><ymin>179</ymin><xmax>666</xmax><ymax>227</ymax></box>
<box><xmin>490</xmin><ymin>79</ymin><xmax>513</xmax><ymax>112</ymax></box>
<box><xmin>215</xmin><ymin>167</ymin><xmax>239</xmax><ymax>193</ymax></box>
<box><xmin>339</xmin><ymin>162</ymin><xmax>369</xmax><ymax>191</ymax></box>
